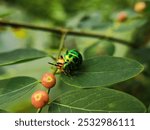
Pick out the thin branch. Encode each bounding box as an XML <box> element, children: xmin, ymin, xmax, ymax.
<box><xmin>0</xmin><ymin>20</ymin><xmax>134</xmax><ymax>48</ymax></box>
<box><xmin>36</xmin><ymin>106</ymin><xmax>42</xmax><ymax>113</ymax></box>
<box><xmin>36</xmin><ymin>33</ymin><xmax>66</xmax><ymax>113</ymax></box>
<box><xmin>57</xmin><ymin>32</ymin><xmax>67</xmax><ymax>59</ymax></box>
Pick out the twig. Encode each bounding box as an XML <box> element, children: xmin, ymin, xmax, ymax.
<box><xmin>57</xmin><ymin>32</ymin><xmax>67</xmax><ymax>59</ymax></box>
<box><xmin>36</xmin><ymin>33</ymin><xmax>67</xmax><ymax>113</ymax></box>
<box><xmin>0</xmin><ymin>20</ymin><xmax>134</xmax><ymax>48</ymax></box>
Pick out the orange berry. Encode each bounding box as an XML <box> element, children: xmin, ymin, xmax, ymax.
<box><xmin>117</xmin><ymin>11</ymin><xmax>128</xmax><ymax>22</ymax></box>
<box><xmin>134</xmin><ymin>2</ymin><xmax>146</xmax><ymax>13</ymax></box>
<box><xmin>31</xmin><ymin>90</ymin><xmax>49</xmax><ymax>108</ymax></box>
<box><xmin>41</xmin><ymin>73</ymin><xmax>56</xmax><ymax>88</ymax></box>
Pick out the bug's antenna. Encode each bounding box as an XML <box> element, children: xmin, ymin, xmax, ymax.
<box><xmin>48</xmin><ymin>62</ymin><xmax>57</xmax><ymax>66</ymax></box>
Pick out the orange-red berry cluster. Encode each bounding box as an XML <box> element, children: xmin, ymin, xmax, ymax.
<box><xmin>31</xmin><ymin>73</ymin><xmax>56</xmax><ymax>109</ymax></box>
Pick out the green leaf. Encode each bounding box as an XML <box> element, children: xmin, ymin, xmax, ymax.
<box><xmin>0</xmin><ymin>12</ymin><xmax>11</xmax><ymax>18</ymax></box>
<box><xmin>148</xmin><ymin>105</ymin><xmax>150</xmax><ymax>113</ymax></box>
<box><xmin>0</xmin><ymin>48</ymin><xmax>47</xmax><ymax>66</ymax></box>
<box><xmin>0</xmin><ymin>68</ymin><xmax>6</xmax><ymax>75</ymax></box>
<box><xmin>0</xmin><ymin>76</ymin><xmax>38</xmax><ymax>111</ymax></box>
<box><xmin>61</xmin><ymin>56</ymin><xmax>144</xmax><ymax>88</ymax></box>
<box><xmin>50</xmin><ymin>77</ymin><xmax>77</xmax><ymax>101</ymax></box>
<box><xmin>114</xmin><ymin>19</ymin><xmax>146</xmax><ymax>32</ymax></box>
<box><xmin>0</xmin><ymin>109</ymin><xmax>9</xmax><ymax>113</ymax></box>
<box><xmin>133</xmin><ymin>48</ymin><xmax>150</xmax><ymax>64</ymax></box>
<box><xmin>49</xmin><ymin>88</ymin><xmax>146</xmax><ymax>112</ymax></box>
<box><xmin>41</xmin><ymin>78</ymin><xmax>77</xmax><ymax>113</ymax></box>
<box><xmin>84</xmin><ymin>41</ymin><xmax>115</xmax><ymax>59</ymax></box>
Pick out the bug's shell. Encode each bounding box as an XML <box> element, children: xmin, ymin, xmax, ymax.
<box><xmin>63</xmin><ymin>49</ymin><xmax>83</xmax><ymax>74</ymax></box>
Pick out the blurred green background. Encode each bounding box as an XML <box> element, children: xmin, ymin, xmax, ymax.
<box><xmin>0</xmin><ymin>0</ymin><xmax>150</xmax><ymax>112</ymax></box>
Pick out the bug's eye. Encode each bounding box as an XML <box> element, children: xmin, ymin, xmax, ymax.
<box><xmin>67</xmin><ymin>59</ymin><xmax>69</xmax><ymax>62</ymax></box>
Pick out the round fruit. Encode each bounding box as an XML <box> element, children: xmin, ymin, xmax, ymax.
<box><xmin>117</xmin><ymin>11</ymin><xmax>127</xmax><ymax>22</ymax></box>
<box><xmin>134</xmin><ymin>2</ymin><xmax>146</xmax><ymax>13</ymax></box>
<box><xmin>41</xmin><ymin>72</ymin><xmax>56</xmax><ymax>88</ymax></box>
<box><xmin>31</xmin><ymin>90</ymin><xmax>49</xmax><ymax>108</ymax></box>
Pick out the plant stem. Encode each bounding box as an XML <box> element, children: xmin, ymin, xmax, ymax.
<box><xmin>57</xmin><ymin>32</ymin><xmax>67</xmax><ymax>59</ymax></box>
<box><xmin>36</xmin><ymin>33</ymin><xmax>66</xmax><ymax>113</ymax></box>
<box><xmin>0</xmin><ymin>20</ymin><xmax>134</xmax><ymax>48</ymax></box>
<box><xmin>36</xmin><ymin>107</ymin><xmax>42</xmax><ymax>113</ymax></box>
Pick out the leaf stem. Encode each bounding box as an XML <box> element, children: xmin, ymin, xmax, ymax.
<box><xmin>0</xmin><ymin>20</ymin><xmax>134</xmax><ymax>48</ymax></box>
<box><xmin>36</xmin><ymin>32</ymin><xmax>67</xmax><ymax>113</ymax></box>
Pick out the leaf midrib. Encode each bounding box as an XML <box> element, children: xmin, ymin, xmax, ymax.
<box><xmin>52</xmin><ymin>102</ymin><xmax>106</xmax><ymax>112</ymax></box>
<box><xmin>0</xmin><ymin>56</ymin><xmax>47</xmax><ymax>66</ymax></box>
<box><xmin>79</xmin><ymin>67</ymin><xmax>143</xmax><ymax>73</ymax></box>
<box><xmin>0</xmin><ymin>81</ymin><xmax>38</xmax><ymax>97</ymax></box>
<box><xmin>51</xmin><ymin>102</ymin><xmax>138</xmax><ymax>113</ymax></box>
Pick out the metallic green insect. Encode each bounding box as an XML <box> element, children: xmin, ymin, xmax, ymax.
<box><xmin>49</xmin><ymin>49</ymin><xmax>83</xmax><ymax>75</ymax></box>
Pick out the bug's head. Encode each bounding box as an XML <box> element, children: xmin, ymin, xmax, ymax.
<box><xmin>48</xmin><ymin>56</ymin><xmax>65</xmax><ymax>69</ymax></box>
<box><xmin>57</xmin><ymin>56</ymin><xmax>65</xmax><ymax>65</ymax></box>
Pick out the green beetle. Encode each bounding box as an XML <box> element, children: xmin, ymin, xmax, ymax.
<box><xmin>49</xmin><ymin>49</ymin><xmax>83</xmax><ymax>75</ymax></box>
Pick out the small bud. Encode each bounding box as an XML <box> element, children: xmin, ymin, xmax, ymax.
<box><xmin>134</xmin><ymin>2</ymin><xmax>146</xmax><ymax>13</ymax></box>
<box><xmin>117</xmin><ymin>11</ymin><xmax>128</xmax><ymax>22</ymax></box>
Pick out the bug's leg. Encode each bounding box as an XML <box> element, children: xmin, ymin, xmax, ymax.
<box><xmin>62</xmin><ymin>68</ymin><xmax>67</xmax><ymax>75</ymax></box>
<box><xmin>65</xmin><ymin>72</ymin><xmax>71</xmax><ymax>76</ymax></box>
<box><xmin>48</xmin><ymin>62</ymin><xmax>62</xmax><ymax>66</ymax></box>
<box><xmin>65</xmin><ymin>69</ymin><xmax>72</xmax><ymax>77</ymax></box>
<box><xmin>48</xmin><ymin>62</ymin><xmax>57</xmax><ymax>66</ymax></box>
